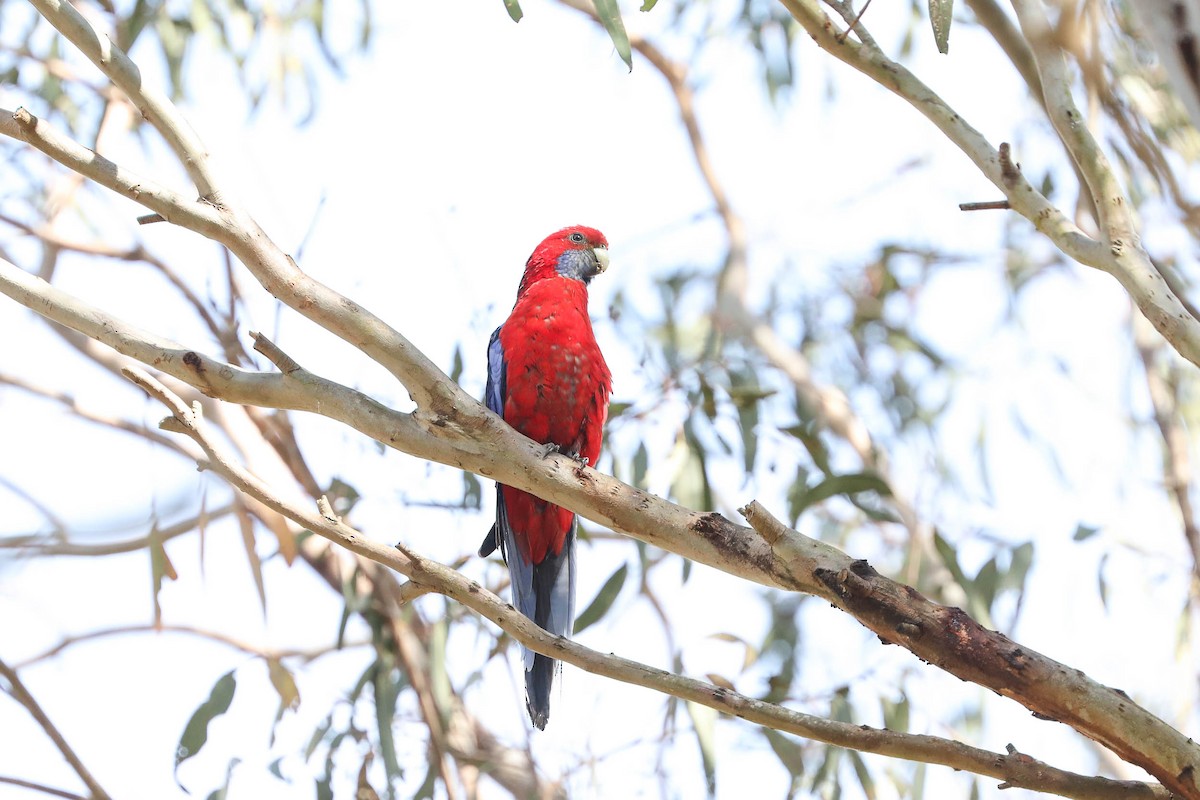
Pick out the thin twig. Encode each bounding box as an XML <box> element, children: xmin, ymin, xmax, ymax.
<box><xmin>1133</xmin><ymin>313</ymin><xmax>1200</xmax><ymax>597</ymax></box>
<box><xmin>15</xmin><ymin>623</ymin><xmax>365</xmax><ymax>669</ymax></box>
<box><xmin>959</xmin><ymin>200</ymin><xmax>1012</xmax><ymax>211</ymax></box>
<box><xmin>0</xmin><ymin>776</ymin><xmax>88</xmax><ymax>800</ymax></box>
<box><xmin>0</xmin><ymin>502</ymin><xmax>235</xmax><ymax>558</ymax></box>
<box><xmin>0</xmin><ymin>656</ymin><xmax>111</xmax><ymax>800</ymax></box>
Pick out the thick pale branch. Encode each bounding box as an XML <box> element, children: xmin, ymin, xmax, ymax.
<box><xmin>6</xmin><ymin>255</ymin><xmax>1197</xmax><ymax>796</ymax></box>
<box><xmin>780</xmin><ymin>0</ymin><xmax>1102</xmax><ymax>262</ymax></box>
<box><xmin>780</xmin><ymin>0</ymin><xmax>1200</xmax><ymax>369</ymax></box>
<box><xmin>1</xmin><ymin>94</ymin><xmax>455</xmax><ymax>411</ymax></box>
<box><xmin>743</xmin><ymin>501</ymin><xmax>1200</xmax><ymax>799</ymax></box>
<box><xmin>1007</xmin><ymin>0</ymin><xmax>1130</xmax><ymax>241</ymax></box>
<box><xmin>0</xmin><ymin>107</ymin><xmax>221</xmax><ymax>231</ymax></box>
<box><xmin>125</xmin><ymin>368</ymin><xmax>1170</xmax><ymax>799</ymax></box>
<box><xmin>25</xmin><ymin>0</ymin><xmax>221</xmax><ymax>199</ymax></box>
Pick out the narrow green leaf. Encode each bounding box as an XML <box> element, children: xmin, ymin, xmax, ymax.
<box><xmin>607</xmin><ymin>400</ymin><xmax>631</xmax><ymax>419</ymax></box>
<box><xmin>236</xmin><ymin>506</ymin><xmax>267</xmax><ymax>617</ymax></box>
<box><xmin>149</xmin><ymin>521</ymin><xmax>177</xmax><ymax>626</ymax></box>
<box><xmin>632</xmin><ymin>441</ymin><xmax>649</xmax><ymax>489</ymax></box>
<box><xmin>1177</xmin><ymin>596</ymin><xmax>1192</xmax><ymax>659</ymax></box>
<box><xmin>881</xmin><ymin>694</ymin><xmax>909</xmax><ymax>732</ymax></box>
<box><xmin>786</xmin><ymin>465</ymin><xmax>809</xmax><ymax>527</ymax></box>
<box><xmin>574</xmin><ymin>563</ymin><xmax>628</xmax><ymax>634</ymax></box>
<box><xmin>929</xmin><ymin>0</ymin><xmax>953</xmax><ymax>54</ymax></box>
<box><xmin>685</xmin><ymin>700</ymin><xmax>718</xmax><ymax>796</ymax></box>
<box><xmin>502</xmin><ymin>0</ymin><xmax>523</xmax><ymax>22</ymax></box>
<box><xmin>781</xmin><ymin>421</ymin><xmax>832</xmax><ymax>474</ymax></box>
<box><xmin>792</xmin><ymin>471</ymin><xmax>891</xmax><ymax>518</ymax></box>
<box><xmin>267</xmin><ymin>657</ymin><xmax>301</xmax><ymax>717</ymax></box>
<box><xmin>762</xmin><ymin>729</ymin><xmax>805</xmax><ymax>778</ymax></box>
<box><xmin>175</xmin><ymin>670</ymin><xmax>237</xmax><ymax>782</ymax></box>
<box><xmin>730</xmin><ymin>369</ymin><xmax>762</xmax><ymax>474</ymax></box>
<box><xmin>303</xmin><ymin>713</ymin><xmax>333</xmax><ymax>762</ymax></box>
<box><xmin>592</xmin><ymin>0</ymin><xmax>632</xmax><ymax>70</ymax></box>
<box><xmin>373</xmin><ymin>660</ymin><xmax>404</xmax><ymax>789</ymax></box>
<box><xmin>933</xmin><ymin>530</ymin><xmax>971</xmax><ymax>592</ymax></box>
<box><xmin>449</xmin><ymin>344</ymin><xmax>464</xmax><ymax>385</ymax></box>
<box><xmin>1004</xmin><ymin>542</ymin><xmax>1035</xmax><ymax>592</ymax></box>
<box><xmin>1072</xmin><ymin>523</ymin><xmax>1100</xmax><ymax>542</ymax></box>
<box><xmin>325</xmin><ymin>477</ymin><xmax>362</xmax><ymax>516</ymax></box>
<box><xmin>461</xmin><ymin>471</ymin><xmax>482</xmax><ymax>510</ymax></box>
<box><xmin>972</xmin><ymin>557</ymin><xmax>998</xmax><ymax>626</ymax></box>
<box><xmin>204</xmin><ymin>758</ymin><xmax>240</xmax><ymax>800</ymax></box>
<box><xmin>429</xmin><ymin>616</ymin><xmax>452</xmax><ymax>713</ymax></box>
<box><xmin>848</xmin><ymin>749</ymin><xmax>877</xmax><ymax>798</ymax></box>
<box><xmin>640</xmin><ymin>0</ymin><xmax>658</xmax><ymax>9</ymax></box>
<box><xmin>1097</xmin><ymin>552</ymin><xmax>1110</xmax><ymax>612</ymax></box>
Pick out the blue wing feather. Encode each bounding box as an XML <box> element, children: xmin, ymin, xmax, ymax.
<box><xmin>480</xmin><ymin>322</ymin><xmax>577</xmax><ymax>728</ymax></box>
<box><xmin>481</xmin><ymin>324</ymin><xmax>538</xmax><ymax>655</ymax></box>
<box><xmin>485</xmin><ymin>325</ymin><xmax>505</xmax><ymax>417</ymax></box>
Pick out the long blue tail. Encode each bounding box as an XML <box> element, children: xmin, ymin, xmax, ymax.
<box><xmin>480</xmin><ymin>494</ymin><xmax>578</xmax><ymax>729</ymax></box>
<box><xmin>523</xmin><ymin>530</ymin><xmax>576</xmax><ymax>729</ymax></box>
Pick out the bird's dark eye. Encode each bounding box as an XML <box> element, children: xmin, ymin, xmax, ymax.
<box><xmin>569</xmin><ymin>232</ymin><xmax>585</xmax><ymax>244</ymax></box>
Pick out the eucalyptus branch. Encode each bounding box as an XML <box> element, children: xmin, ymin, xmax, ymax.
<box><xmin>0</xmin><ymin>656</ymin><xmax>111</xmax><ymax>800</ymax></box>
<box><xmin>5</xmin><ymin>254</ymin><xmax>1197</xmax><ymax>795</ymax></box>
<box><xmin>7</xmin><ymin>0</ymin><xmax>457</xmax><ymax>409</ymax></box>
<box><xmin>25</xmin><ymin>0</ymin><xmax>222</xmax><ymax>199</ymax></box>
<box><xmin>1133</xmin><ymin>313</ymin><xmax>1200</xmax><ymax>594</ymax></box>
<box><xmin>0</xmin><ymin>369</ymin><xmax>198</xmax><ymax>459</ymax></box>
<box><xmin>0</xmin><ymin>107</ymin><xmax>222</xmax><ymax>232</ymax></box>
<box><xmin>779</xmin><ymin>0</ymin><xmax>1200</xmax><ymax>369</ymax></box>
<box><xmin>122</xmin><ymin>366</ymin><xmax>1170</xmax><ymax>799</ymax></box>
<box><xmin>0</xmin><ymin>776</ymin><xmax>88</xmax><ymax>800</ymax></box>
<box><xmin>14</xmin><ymin>623</ymin><xmax>357</xmax><ymax>669</ymax></box>
<box><xmin>1006</xmin><ymin>0</ymin><xmax>1129</xmax><ymax>241</ymax></box>
<box><xmin>0</xmin><ymin>502</ymin><xmax>234</xmax><ymax>558</ymax></box>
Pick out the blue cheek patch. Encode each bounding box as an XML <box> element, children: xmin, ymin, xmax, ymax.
<box><xmin>555</xmin><ymin>250</ymin><xmax>595</xmax><ymax>283</ymax></box>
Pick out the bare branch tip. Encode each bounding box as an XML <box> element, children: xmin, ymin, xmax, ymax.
<box><xmin>252</xmin><ymin>331</ymin><xmax>302</xmax><ymax>374</ymax></box>
<box><xmin>317</xmin><ymin>495</ymin><xmax>337</xmax><ymax>522</ymax></box>
<box><xmin>998</xmin><ymin>142</ymin><xmax>1021</xmax><ymax>186</ymax></box>
<box><xmin>959</xmin><ymin>200</ymin><xmax>1012</xmax><ymax>212</ymax></box>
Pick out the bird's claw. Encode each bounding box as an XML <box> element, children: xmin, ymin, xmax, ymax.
<box><xmin>538</xmin><ymin>442</ymin><xmax>590</xmax><ymax>467</ymax></box>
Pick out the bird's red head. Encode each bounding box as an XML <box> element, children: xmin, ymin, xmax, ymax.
<box><xmin>518</xmin><ymin>226</ymin><xmax>610</xmax><ymax>295</ymax></box>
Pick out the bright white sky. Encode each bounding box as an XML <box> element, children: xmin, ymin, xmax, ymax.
<box><xmin>1</xmin><ymin>1</ymin><xmax>1198</xmax><ymax>799</ymax></box>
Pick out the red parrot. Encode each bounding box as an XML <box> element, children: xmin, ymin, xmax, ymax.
<box><xmin>478</xmin><ymin>225</ymin><xmax>613</xmax><ymax>730</ymax></box>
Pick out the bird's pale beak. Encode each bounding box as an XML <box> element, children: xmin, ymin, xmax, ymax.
<box><xmin>593</xmin><ymin>246</ymin><xmax>610</xmax><ymax>274</ymax></box>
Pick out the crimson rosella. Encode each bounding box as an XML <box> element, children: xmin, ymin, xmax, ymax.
<box><xmin>478</xmin><ymin>225</ymin><xmax>613</xmax><ymax>730</ymax></box>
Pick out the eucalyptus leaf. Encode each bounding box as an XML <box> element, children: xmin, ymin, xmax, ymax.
<box><xmin>592</xmin><ymin>0</ymin><xmax>633</xmax><ymax>70</ymax></box>
<box><xmin>929</xmin><ymin>0</ymin><xmax>953</xmax><ymax>54</ymax></box>
<box><xmin>175</xmin><ymin>670</ymin><xmax>237</xmax><ymax>783</ymax></box>
<box><xmin>574</xmin><ymin>563</ymin><xmax>628</xmax><ymax>634</ymax></box>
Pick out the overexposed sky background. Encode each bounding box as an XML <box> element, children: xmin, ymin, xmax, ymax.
<box><xmin>2</xmin><ymin>1</ymin><xmax>1198</xmax><ymax>798</ymax></box>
